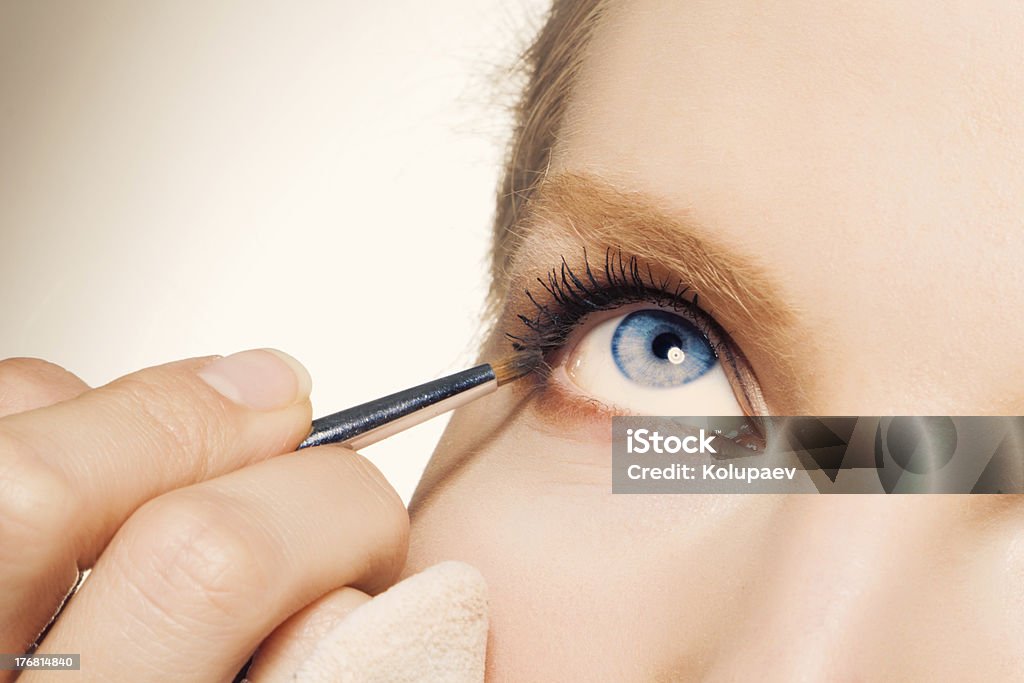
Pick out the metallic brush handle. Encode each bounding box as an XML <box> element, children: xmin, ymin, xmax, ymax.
<box><xmin>297</xmin><ymin>363</ymin><xmax>497</xmax><ymax>451</ymax></box>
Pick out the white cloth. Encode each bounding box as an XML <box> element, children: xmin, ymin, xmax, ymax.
<box><xmin>294</xmin><ymin>561</ymin><xmax>488</xmax><ymax>683</ymax></box>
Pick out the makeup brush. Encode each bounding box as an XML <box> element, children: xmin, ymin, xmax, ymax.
<box><xmin>296</xmin><ymin>352</ymin><xmax>541</xmax><ymax>451</ymax></box>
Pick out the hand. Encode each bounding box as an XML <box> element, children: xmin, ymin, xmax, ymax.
<box><xmin>0</xmin><ymin>351</ymin><xmax>409</xmax><ymax>682</ymax></box>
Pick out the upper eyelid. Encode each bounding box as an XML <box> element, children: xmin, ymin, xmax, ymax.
<box><xmin>505</xmin><ymin>248</ymin><xmax>715</xmax><ymax>355</ymax></box>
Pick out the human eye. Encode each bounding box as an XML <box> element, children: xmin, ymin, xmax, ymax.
<box><xmin>507</xmin><ymin>248</ymin><xmax>766</xmax><ymax>419</ymax></box>
<box><xmin>559</xmin><ymin>304</ymin><xmax>747</xmax><ymax>415</ymax></box>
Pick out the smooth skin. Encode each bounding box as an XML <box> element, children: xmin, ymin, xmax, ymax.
<box><xmin>0</xmin><ymin>351</ymin><xmax>404</xmax><ymax>682</ymax></box>
<box><xmin>404</xmin><ymin>0</ymin><xmax>1024</xmax><ymax>680</ymax></box>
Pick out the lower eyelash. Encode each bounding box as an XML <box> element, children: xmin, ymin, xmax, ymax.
<box><xmin>506</xmin><ymin>247</ymin><xmax>724</xmax><ymax>359</ymax></box>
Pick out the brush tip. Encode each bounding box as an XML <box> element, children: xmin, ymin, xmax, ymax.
<box><xmin>490</xmin><ymin>351</ymin><xmax>544</xmax><ymax>386</ymax></box>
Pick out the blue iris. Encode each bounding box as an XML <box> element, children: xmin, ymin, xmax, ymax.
<box><xmin>610</xmin><ymin>309</ymin><xmax>717</xmax><ymax>387</ymax></box>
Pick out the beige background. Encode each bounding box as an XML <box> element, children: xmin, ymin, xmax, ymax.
<box><xmin>0</xmin><ymin>0</ymin><xmax>547</xmax><ymax>501</ymax></box>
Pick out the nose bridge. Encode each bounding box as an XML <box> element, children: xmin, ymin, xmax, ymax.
<box><xmin>705</xmin><ymin>497</ymin><xmax>938</xmax><ymax>681</ymax></box>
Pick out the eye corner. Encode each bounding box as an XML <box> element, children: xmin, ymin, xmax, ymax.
<box><xmin>528</xmin><ymin>363</ymin><xmax>629</xmax><ymax>431</ymax></box>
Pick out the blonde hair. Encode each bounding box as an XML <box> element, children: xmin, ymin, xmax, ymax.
<box><xmin>491</xmin><ymin>0</ymin><xmax>609</xmax><ymax>302</ymax></box>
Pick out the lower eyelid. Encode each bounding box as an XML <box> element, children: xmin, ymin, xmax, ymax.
<box><xmin>525</xmin><ymin>363</ymin><xmax>628</xmax><ymax>438</ymax></box>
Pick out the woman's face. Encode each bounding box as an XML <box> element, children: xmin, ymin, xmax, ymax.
<box><xmin>405</xmin><ymin>1</ymin><xmax>1024</xmax><ymax>679</ymax></box>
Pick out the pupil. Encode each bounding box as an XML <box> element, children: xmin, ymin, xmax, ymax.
<box><xmin>651</xmin><ymin>332</ymin><xmax>683</xmax><ymax>360</ymax></box>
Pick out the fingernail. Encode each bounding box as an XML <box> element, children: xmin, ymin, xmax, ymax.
<box><xmin>198</xmin><ymin>349</ymin><xmax>312</xmax><ymax>411</ymax></box>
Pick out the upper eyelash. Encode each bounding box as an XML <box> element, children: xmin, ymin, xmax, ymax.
<box><xmin>506</xmin><ymin>247</ymin><xmax>727</xmax><ymax>358</ymax></box>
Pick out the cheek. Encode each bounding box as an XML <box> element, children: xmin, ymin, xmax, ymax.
<box><xmin>407</xmin><ymin>385</ymin><xmax>1024</xmax><ymax>679</ymax></box>
<box><xmin>404</xmin><ymin>397</ymin><xmax>782</xmax><ymax>679</ymax></box>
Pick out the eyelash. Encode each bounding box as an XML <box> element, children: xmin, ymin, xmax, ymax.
<box><xmin>506</xmin><ymin>247</ymin><xmax>730</xmax><ymax>362</ymax></box>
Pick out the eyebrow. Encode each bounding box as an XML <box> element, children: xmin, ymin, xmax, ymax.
<box><xmin>496</xmin><ymin>172</ymin><xmax>812</xmax><ymax>412</ymax></box>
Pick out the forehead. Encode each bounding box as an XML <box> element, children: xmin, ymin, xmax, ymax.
<box><xmin>555</xmin><ymin>0</ymin><xmax>1024</xmax><ymax>246</ymax></box>
<box><xmin>551</xmin><ymin>0</ymin><xmax>1024</xmax><ymax>412</ymax></box>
